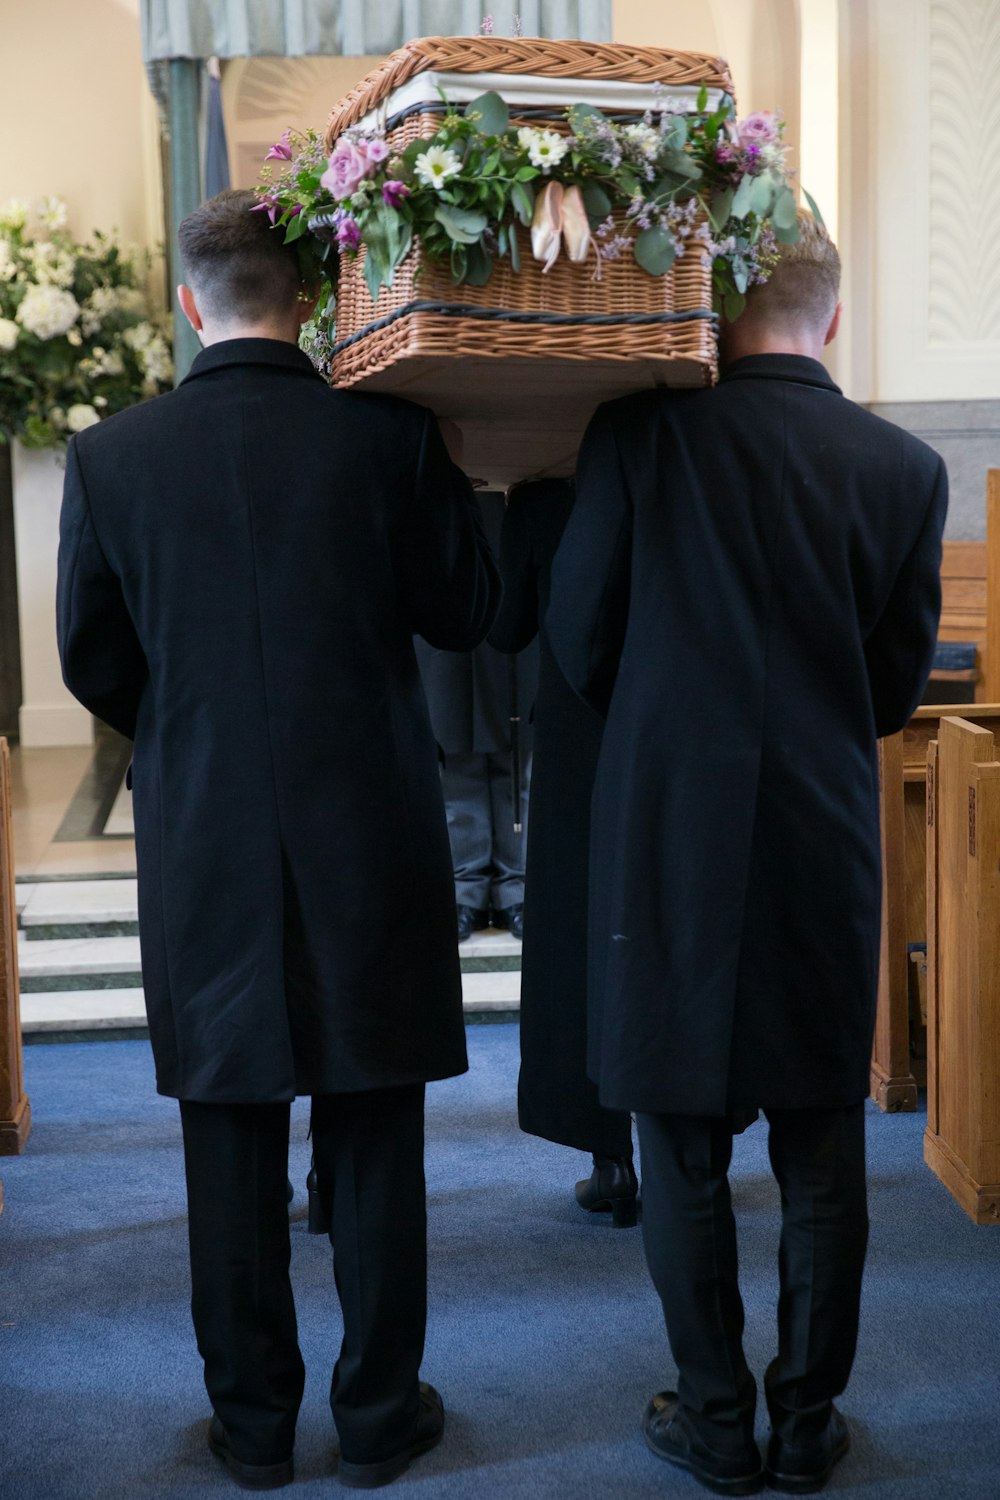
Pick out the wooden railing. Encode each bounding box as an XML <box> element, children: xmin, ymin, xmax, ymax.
<box><xmin>0</xmin><ymin>735</ymin><xmax>31</xmax><ymax>1212</ymax></box>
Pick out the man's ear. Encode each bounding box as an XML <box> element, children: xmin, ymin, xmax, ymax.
<box><xmin>824</xmin><ymin>301</ymin><xmax>843</xmax><ymax>347</ymax></box>
<box><xmin>178</xmin><ymin>284</ymin><xmax>203</xmax><ymax>333</ymax></box>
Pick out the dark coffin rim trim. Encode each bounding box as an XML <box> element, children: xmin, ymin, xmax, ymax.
<box><xmin>329</xmin><ymin>299</ymin><xmax>718</xmax><ymax>357</ymax></box>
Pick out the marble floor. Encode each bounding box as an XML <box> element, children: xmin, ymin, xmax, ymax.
<box><xmin>8</xmin><ymin>736</ymin><xmax>521</xmax><ymax>1037</ymax></box>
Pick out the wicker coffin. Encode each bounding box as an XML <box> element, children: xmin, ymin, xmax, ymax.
<box><xmin>323</xmin><ymin>38</ymin><xmax>736</xmax><ymax>485</ymax></box>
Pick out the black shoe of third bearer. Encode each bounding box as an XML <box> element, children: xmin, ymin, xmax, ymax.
<box><xmin>643</xmin><ymin>1392</ymin><xmax>763</xmax><ymax>1497</ymax></box>
<box><xmin>575</xmin><ymin>1154</ymin><xmax>639</xmax><ymax>1228</ymax></box>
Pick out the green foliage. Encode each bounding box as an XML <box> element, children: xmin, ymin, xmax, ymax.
<box><xmin>258</xmin><ymin>85</ymin><xmax>802</xmax><ymax>325</ymax></box>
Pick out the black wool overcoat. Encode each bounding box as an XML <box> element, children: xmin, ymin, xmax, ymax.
<box><xmin>57</xmin><ymin>339</ymin><xmax>500</xmax><ymax>1103</ymax></box>
<box><xmin>489</xmin><ymin>481</ymin><xmax>630</xmax><ymax>1155</ymax></box>
<box><xmin>547</xmin><ymin>354</ymin><xmax>947</xmax><ymax>1116</ymax></box>
<box><xmin>414</xmin><ymin>492</ymin><xmax>539</xmax><ymax>754</ymax></box>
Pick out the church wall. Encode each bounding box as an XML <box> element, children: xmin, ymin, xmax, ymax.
<box><xmin>0</xmin><ymin>0</ymin><xmax>164</xmax><ymax>284</ymax></box>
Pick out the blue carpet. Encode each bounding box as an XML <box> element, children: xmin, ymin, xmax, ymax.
<box><xmin>0</xmin><ymin>1029</ymin><xmax>997</xmax><ymax>1499</ymax></box>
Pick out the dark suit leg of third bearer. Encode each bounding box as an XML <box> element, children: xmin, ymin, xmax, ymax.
<box><xmin>180</xmin><ymin>1100</ymin><xmax>305</xmax><ymax>1465</ymax></box>
<box><xmin>311</xmin><ymin>1083</ymin><xmax>428</xmax><ymax>1466</ymax></box>
<box><xmin>635</xmin><ymin>1112</ymin><xmax>757</xmax><ymax>1455</ymax></box>
<box><xmin>764</xmin><ymin>1103</ymin><xmax>868</xmax><ymax>1447</ymax></box>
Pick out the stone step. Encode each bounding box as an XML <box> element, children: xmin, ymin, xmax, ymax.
<box><xmin>21</xmin><ymin>988</ymin><xmax>147</xmax><ymax>1035</ymax></box>
<box><xmin>17</xmin><ymin>878</ymin><xmax>139</xmax><ymax>939</ymax></box>
<box><xmin>19</xmin><ymin>971</ymin><xmax>518</xmax><ymax>1037</ymax></box>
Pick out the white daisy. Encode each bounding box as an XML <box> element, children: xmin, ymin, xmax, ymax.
<box><xmin>413</xmin><ymin>145</ymin><xmax>463</xmax><ymax>190</ymax></box>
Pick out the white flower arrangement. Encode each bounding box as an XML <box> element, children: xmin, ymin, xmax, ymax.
<box><xmin>0</xmin><ymin>196</ymin><xmax>172</xmax><ymax>449</ymax></box>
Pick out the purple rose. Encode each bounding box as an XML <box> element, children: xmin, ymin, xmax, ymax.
<box><xmin>736</xmin><ymin>112</ymin><xmax>778</xmax><ymax>149</ymax></box>
<box><xmin>382</xmin><ymin>180</ymin><xmax>411</xmax><ymax>208</ymax></box>
<box><xmin>366</xmin><ymin>138</ymin><xmax>391</xmax><ymax>165</ymax></box>
<box><xmin>321</xmin><ymin>139</ymin><xmax>372</xmax><ymax>201</ymax></box>
<box><xmin>336</xmin><ymin>215</ymin><xmax>362</xmax><ymax>251</ymax></box>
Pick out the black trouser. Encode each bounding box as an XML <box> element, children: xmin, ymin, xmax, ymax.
<box><xmin>180</xmin><ymin>1083</ymin><xmax>427</xmax><ymax>1466</ymax></box>
<box><xmin>636</xmin><ymin>1103</ymin><xmax>868</xmax><ymax>1455</ymax></box>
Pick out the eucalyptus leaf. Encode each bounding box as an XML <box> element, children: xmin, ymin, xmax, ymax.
<box><xmin>634</xmin><ymin>226</ymin><xmax>676</xmax><ymax>277</ymax></box>
<box><xmin>363</xmin><ymin>249</ymin><xmax>384</xmax><ymax>303</ymax></box>
<box><xmin>731</xmin><ymin>174</ymin><xmax>755</xmax><ymax>221</ymax></box>
<box><xmin>709</xmin><ymin>187</ymin><xmax>734</xmax><ymax>231</ymax></box>
<box><xmin>802</xmin><ymin>187</ymin><xmax>825</xmax><ymax>227</ymax></box>
<box><xmin>581</xmin><ymin>183</ymin><xmax>613</xmax><ymax>222</ymax></box>
<box><xmin>434</xmin><ymin>205</ymin><xmax>488</xmax><ymax>245</ymax></box>
<box><xmin>749</xmin><ymin>173</ymin><xmax>776</xmax><ymax>217</ymax></box>
<box><xmin>511</xmin><ymin>181</ymin><xmax>535</xmax><ymax>226</ymax></box>
<box><xmin>464</xmin><ymin>241</ymin><xmax>494</xmax><ymax>286</ymax></box>
<box><xmin>772</xmin><ymin>187</ymin><xmax>798</xmax><ymax>230</ymax></box>
<box><xmin>660</xmin><ymin>149</ymin><xmax>701</xmax><ymax>181</ymax></box>
<box><xmin>732</xmin><ymin>256</ymin><xmax>749</xmax><ymax>294</ymax></box>
<box><xmin>466</xmin><ymin>90</ymin><xmax>509</xmax><ymax>137</ymax></box>
<box><xmin>450</xmin><ymin>244</ymin><xmax>468</xmax><ymax>285</ymax></box>
<box><xmin>773</xmin><ymin>219</ymin><xmax>799</xmax><ymax>244</ymax></box>
<box><xmin>723</xmin><ymin>289</ymin><xmax>746</xmax><ymax>322</ymax></box>
<box><xmin>568</xmin><ymin>102</ymin><xmax>608</xmax><ymax>133</ymax></box>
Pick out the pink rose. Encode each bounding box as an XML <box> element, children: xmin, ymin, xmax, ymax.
<box><xmin>736</xmin><ymin>112</ymin><xmax>778</xmax><ymax>149</ymax></box>
<box><xmin>366</xmin><ymin>138</ymin><xmax>390</xmax><ymax>165</ymax></box>
<box><xmin>321</xmin><ymin>139</ymin><xmax>372</xmax><ymax>200</ymax></box>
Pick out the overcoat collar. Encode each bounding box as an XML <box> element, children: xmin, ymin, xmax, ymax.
<box><xmin>719</xmin><ymin>353</ymin><xmax>841</xmax><ymax>395</ymax></box>
<box><xmin>180</xmin><ymin>337</ymin><xmax>324</xmax><ymax>384</ymax></box>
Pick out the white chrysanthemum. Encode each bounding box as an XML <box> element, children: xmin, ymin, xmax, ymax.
<box><xmin>26</xmin><ymin>240</ymin><xmax>76</xmax><ymax>287</ymax></box>
<box><xmin>0</xmin><ymin>237</ymin><xmax>15</xmax><ymax>282</ymax></box>
<box><xmin>123</xmin><ymin>321</ymin><xmax>154</xmax><ymax>354</ymax></box>
<box><xmin>140</xmin><ymin>332</ymin><xmax>173</xmax><ymax>386</ymax></box>
<box><xmin>0</xmin><ymin>198</ymin><xmax>28</xmax><ymax>233</ymax></box>
<box><xmin>81</xmin><ymin>284</ymin><xmax>147</xmax><ymax>336</ymax></box>
<box><xmin>16</xmin><ymin>284</ymin><xmax>80</xmax><ymax>340</ymax></box>
<box><xmin>33</xmin><ymin>196</ymin><xmax>69</xmax><ymax>233</ymax></box>
<box><xmin>90</xmin><ymin>346</ymin><xmax>125</xmax><ymax>377</ymax></box>
<box><xmin>0</xmin><ymin>317</ymin><xmax>18</xmax><ymax>351</ymax></box>
<box><xmin>624</xmin><ymin>123</ymin><xmax>662</xmax><ymax>161</ymax></box>
<box><xmin>523</xmin><ymin>129</ymin><xmax>568</xmax><ymax>171</ymax></box>
<box><xmin>413</xmin><ymin>145</ymin><xmax>463</xmax><ymax>190</ymax></box>
<box><xmin>66</xmin><ymin>403</ymin><xmax>100</xmax><ymax>432</ymax></box>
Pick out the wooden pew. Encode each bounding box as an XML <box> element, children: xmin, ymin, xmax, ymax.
<box><xmin>871</xmin><ymin>471</ymin><xmax>1000</xmax><ymax>1110</ymax></box>
<box><xmin>0</xmin><ymin>736</ymin><xmax>31</xmax><ymax>1212</ymax></box>
<box><xmin>923</xmin><ymin>717</ymin><xmax>1000</xmax><ymax>1223</ymax></box>
<box><xmin>932</xmin><ymin>541</ymin><xmax>986</xmax><ymax>697</ymax></box>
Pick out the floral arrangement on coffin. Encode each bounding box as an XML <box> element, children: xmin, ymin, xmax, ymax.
<box><xmin>0</xmin><ymin>197</ymin><xmax>173</xmax><ymax>449</ymax></box>
<box><xmin>257</xmin><ymin>86</ymin><xmax>819</xmax><ymax>342</ymax></box>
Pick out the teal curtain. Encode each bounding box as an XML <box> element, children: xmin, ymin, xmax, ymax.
<box><xmin>141</xmin><ymin>1</ymin><xmax>612</xmax><ymax>62</ymax></box>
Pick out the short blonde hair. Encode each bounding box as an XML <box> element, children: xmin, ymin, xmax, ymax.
<box><xmin>746</xmin><ymin>209</ymin><xmax>841</xmax><ymax>331</ymax></box>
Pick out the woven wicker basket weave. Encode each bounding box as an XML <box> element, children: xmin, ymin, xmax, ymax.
<box><xmin>324</xmin><ymin>36</ymin><xmax>735</xmax><ymax>146</ymax></box>
<box><xmin>322</xmin><ymin>37</ymin><xmax>730</xmax><ymax>483</ymax></box>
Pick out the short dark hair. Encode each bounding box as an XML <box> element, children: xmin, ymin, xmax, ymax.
<box><xmin>177</xmin><ymin>189</ymin><xmax>302</xmax><ymax>323</ymax></box>
<box><xmin>745</xmin><ymin>210</ymin><xmax>841</xmax><ymax>332</ymax></box>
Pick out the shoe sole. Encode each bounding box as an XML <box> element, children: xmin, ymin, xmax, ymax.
<box><xmin>338</xmin><ymin>1424</ymin><xmax>444</xmax><ymax>1489</ymax></box>
<box><xmin>644</xmin><ymin>1429</ymin><xmax>763</xmax><ymax>1496</ymax></box>
<box><xmin>207</xmin><ymin>1430</ymin><xmax>294</xmax><ymax>1491</ymax></box>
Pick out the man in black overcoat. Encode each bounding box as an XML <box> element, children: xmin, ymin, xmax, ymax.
<box><xmin>56</xmin><ymin>190</ymin><xmax>499</xmax><ymax>1491</ymax></box>
<box><xmin>548</xmin><ymin>214</ymin><xmax>947</xmax><ymax>1496</ymax></box>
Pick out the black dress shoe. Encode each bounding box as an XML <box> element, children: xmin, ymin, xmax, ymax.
<box><xmin>643</xmin><ymin>1393</ymin><xmax>763</xmax><ymax>1496</ymax></box>
<box><xmin>575</xmin><ymin>1154</ymin><xmax>639</xmax><ymax>1228</ymax></box>
<box><xmin>207</xmin><ymin>1415</ymin><xmax>293</xmax><ymax>1491</ymax></box>
<box><xmin>764</xmin><ymin>1409</ymin><xmax>849</xmax><ymax>1493</ymax></box>
<box><xmin>456</xmin><ymin>905</ymin><xmax>487</xmax><ymax>942</ymax></box>
<box><xmin>505</xmin><ymin>904</ymin><xmax>524</xmax><ymax>938</ymax></box>
<box><xmin>337</xmin><ymin>1382</ymin><xmax>444</xmax><ymax>1489</ymax></box>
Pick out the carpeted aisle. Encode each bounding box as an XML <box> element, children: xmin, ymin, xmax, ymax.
<box><xmin>0</xmin><ymin>1028</ymin><xmax>997</xmax><ymax>1499</ymax></box>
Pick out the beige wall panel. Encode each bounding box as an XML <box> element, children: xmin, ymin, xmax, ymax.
<box><xmin>0</xmin><ymin>0</ymin><xmax>163</xmax><ymax>262</ymax></box>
